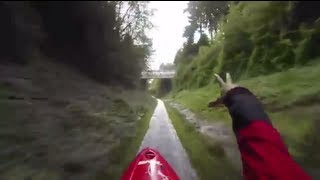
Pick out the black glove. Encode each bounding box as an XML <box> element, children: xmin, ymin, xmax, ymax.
<box><xmin>224</xmin><ymin>87</ymin><xmax>271</xmax><ymax>131</ymax></box>
<box><xmin>211</xmin><ymin>73</ymin><xmax>272</xmax><ymax>132</ymax></box>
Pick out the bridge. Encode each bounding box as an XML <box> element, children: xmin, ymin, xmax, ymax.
<box><xmin>141</xmin><ymin>70</ymin><xmax>175</xmax><ymax>79</ymax></box>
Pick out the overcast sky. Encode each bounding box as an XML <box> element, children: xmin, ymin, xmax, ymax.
<box><xmin>148</xmin><ymin>1</ymin><xmax>189</xmax><ymax>70</ymax></box>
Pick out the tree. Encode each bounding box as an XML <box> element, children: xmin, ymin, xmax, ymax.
<box><xmin>289</xmin><ymin>1</ymin><xmax>320</xmax><ymax>29</ymax></box>
<box><xmin>184</xmin><ymin>1</ymin><xmax>205</xmax><ymax>36</ymax></box>
<box><xmin>113</xmin><ymin>1</ymin><xmax>154</xmax><ymax>43</ymax></box>
<box><xmin>184</xmin><ymin>1</ymin><xmax>229</xmax><ymax>40</ymax></box>
<box><xmin>113</xmin><ymin>1</ymin><xmax>154</xmax><ymax>72</ymax></box>
<box><xmin>200</xmin><ymin>1</ymin><xmax>229</xmax><ymax>39</ymax></box>
<box><xmin>159</xmin><ymin>63</ymin><xmax>175</xmax><ymax>72</ymax></box>
<box><xmin>0</xmin><ymin>1</ymin><xmax>154</xmax><ymax>87</ymax></box>
<box><xmin>183</xmin><ymin>23</ymin><xmax>197</xmax><ymax>45</ymax></box>
<box><xmin>197</xmin><ymin>34</ymin><xmax>210</xmax><ymax>47</ymax></box>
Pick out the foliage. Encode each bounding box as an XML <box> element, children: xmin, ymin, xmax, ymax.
<box><xmin>113</xmin><ymin>1</ymin><xmax>154</xmax><ymax>43</ymax></box>
<box><xmin>184</xmin><ymin>1</ymin><xmax>229</xmax><ymax>40</ymax></box>
<box><xmin>174</xmin><ymin>1</ymin><xmax>320</xmax><ymax>90</ymax></box>
<box><xmin>0</xmin><ymin>1</ymin><xmax>153</xmax><ymax>88</ymax></box>
<box><xmin>159</xmin><ymin>63</ymin><xmax>175</xmax><ymax>72</ymax></box>
<box><xmin>149</xmin><ymin>78</ymin><xmax>172</xmax><ymax>98</ymax></box>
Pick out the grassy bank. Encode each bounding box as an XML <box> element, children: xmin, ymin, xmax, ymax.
<box><xmin>0</xmin><ymin>61</ymin><xmax>158</xmax><ymax>180</ymax></box>
<box><xmin>165</xmin><ymin>103</ymin><xmax>240</xmax><ymax>180</ymax></box>
<box><xmin>99</xmin><ymin>98</ymin><xmax>157</xmax><ymax>179</ymax></box>
<box><xmin>169</xmin><ymin>61</ymin><xmax>320</xmax><ymax>175</ymax></box>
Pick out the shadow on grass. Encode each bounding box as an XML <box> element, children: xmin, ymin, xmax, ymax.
<box><xmin>95</xmin><ymin>98</ymin><xmax>157</xmax><ymax>180</ymax></box>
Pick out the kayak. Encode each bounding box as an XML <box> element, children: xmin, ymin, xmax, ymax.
<box><xmin>121</xmin><ymin>147</ymin><xmax>180</xmax><ymax>180</ymax></box>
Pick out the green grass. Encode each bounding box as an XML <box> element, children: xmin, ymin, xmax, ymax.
<box><xmin>97</xmin><ymin>98</ymin><xmax>157</xmax><ymax>180</ymax></box>
<box><xmin>241</xmin><ymin>61</ymin><xmax>320</xmax><ymax>110</ymax></box>
<box><xmin>170</xmin><ymin>60</ymin><xmax>320</xmax><ymax>122</ymax></box>
<box><xmin>169</xmin><ymin>61</ymin><xmax>320</xmax><ymax>175</ymax></box>
<box><xmin>165</xmin><ymin>103</ymin><xmax>241</xmax><ymax>180</ymax></box>
<box><xmin>169</xmin><ymin>85</ymin><xmax>232</xmax><ymax>125</ymax></box>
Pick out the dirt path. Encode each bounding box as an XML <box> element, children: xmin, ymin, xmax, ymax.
<box><xmin>168</xmin><ymin>101</ymin><xmax>242</xmax><ymax>170</ymax></box>
<box><xmin>139</xmin><ymin>99</ymin><xmax>197</xmax><ymax>180</ymax></box>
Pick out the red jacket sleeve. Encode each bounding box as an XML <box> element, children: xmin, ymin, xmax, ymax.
<box><xmin>223</xmin><ymin>87</ymin><xmax>311</xmax><ymax>180</ymax></box>
<box><xmin>237</xmin><ymin>121</ymin><xmax>311</xmax><ymax>180</ymax></box>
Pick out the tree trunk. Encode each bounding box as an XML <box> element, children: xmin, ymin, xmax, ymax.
<box><xmin>209</xmin><ymin>29</ymin><xmax>213</xmax><ymax>40</ymax></box>
<box><xmin>199</xmin><ymin>22</ymin><xmax>203</xmax><ymax>35</ymax></box>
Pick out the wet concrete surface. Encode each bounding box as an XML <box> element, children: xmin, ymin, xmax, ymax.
<box><xmin>139</xmin><ymin>99</ymin><xmax>197</xmax><ymax>180</ymax></box>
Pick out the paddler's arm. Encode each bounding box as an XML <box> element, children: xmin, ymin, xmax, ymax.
<box><xmin>209</xmin><ymin>73</ymin><xmax>311</xmax><ymax>180</ymax></box>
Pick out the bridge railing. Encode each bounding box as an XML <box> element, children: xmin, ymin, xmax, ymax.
<box><xmin>141</xmin><ymin>70</ymin><xmax>176</xmax><ymax>79</ymax></box>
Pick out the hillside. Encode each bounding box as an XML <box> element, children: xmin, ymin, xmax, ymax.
<box><xmin>169</xmin><ymin>61</ymin><xmax>320</xmax><ymax>176</ymax></box>
<box><xmin>173</xmin><ymin>2</ymin><xmax>320</xmax><ymax>91</ymax></box>
<box><xmin>0</xmin><ymin>59</ymin><xmax>155</xmax><ymax>180</ymax></box>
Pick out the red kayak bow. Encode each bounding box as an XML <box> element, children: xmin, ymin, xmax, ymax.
<box><xmin>121</xmin><ymin>147</ymin><xmax>180</xmax><ymax>180</ymax></box>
